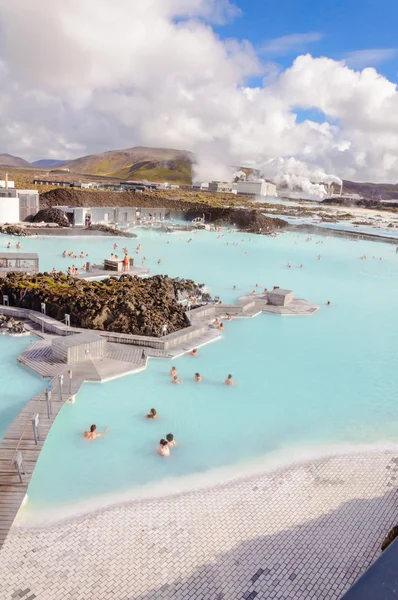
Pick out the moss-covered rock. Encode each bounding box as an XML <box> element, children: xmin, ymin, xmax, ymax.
<box><xmin>32</xmin><ymin>208</ymin><xmax>70</xmax><ymax>227</ymax></box>
<box><xmin>0</xmin><ymin>224</ymin><xmax>30</xmax><ymax>236</ymax></box>
<box><xmin>0</xmin><ymin>272</ymin><xmax>210</xmax><ymax>337</ymax></box>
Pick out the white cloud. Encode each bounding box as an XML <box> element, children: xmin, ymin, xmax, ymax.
<box><xmin>261</xmin><ymin>32</ymin><xmax>323</xmax><ymax>55</ymax></box>
<box><xmin>344</xmin><ymin>48</ymin><xmax>397</xmax><ymax>68</ymax></box>
<box><xmin>0</xmin><ymin>1</ymin><xmax>398</xmax><ymax>187</ymax></box>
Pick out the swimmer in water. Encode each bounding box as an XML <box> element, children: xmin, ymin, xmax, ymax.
<box><xmin>326</xmin><ymin>301</ymin><xmax>331</xmax><ymax>306</ymax></box>
<box><xmin>213</xmin><ymin>317</ymin><xmax>220</xmax><ymax>325</ymax></box>
<box><xmin>166</xmin><ymin>433</ymin><xmax>177</xmax><ymax>447</ymax></box>
<box><xmin>226</xmin><ymin>314</ymin><xmax>232</xmax><ymax>321</ymax></box>
<box><xmin>170</xmin><ymin>366</ymin><xmax>177</xmax><ymax>377</ymax></box>
<box><xmin>286</xmin><ymin>262</ymin><xmax>291</xmax><ymax>268</ymax></box>
<box><xmin>16</xmin><ymin>242</ymin><xmax>21</xmax><ymax>249</ymax></box>
<box><xmin>189</xmin><ymin>348</ymin><xmax>197</xmax><ymax>356</ymax></box>
<box><xmin>233</xmin><ymin>285</ymin><xmax>237</xmax><ymax>290</ymax></box>
<box><xmin>146</xmin><ymin>408</ymin><xmax>158</xmax><ymax>419</ymax></box>
<box><xmin>6</xmin><ymin>242</ymin><xmax>10</xmax><ymax>249</ymax></box>
<box><xmin>84</xmin><ymin>424</ymin><xmax>108</xmax><ymax>440</ymax></box>
<box><xmin>218</xmin><ymin>322</ymin><xmax>224</xmax><ymax>330</ymax></box>
<box><xmin>113</xmin><ymin>243</ymin><xmax>117</xmax><ymax>250</ymax></box>
<box><xmin>157</xmin><ymin>439</ymin><xmax>170</xmax><ymax>456</ymax></box>
<box><xmin>79</xmin><ymin>252</ymin><xmax>84</xmax><ymax>259</ymax></box>
<box><xmin>172</xmin><ymin>375</ymin><xmax>182</xmax><ymax>384</ymax></box>
<box><xmin>194</xmin><ymin>372</ymin><xmax>202</xmax><ymax>382</ymax></box>
<box><xmin>157</xmin><ymin>259</ymin><xmax>161</xmax><ymax>264</ymax></box>
<box><xmin>224</xmin><ymin>374</ymin><xmax>235</xmax><ymax>386</ymax></box>
<box><xmin>62</xmin><ymin>250</ymin><xmax>67</xmax><ymax>257</ymax></box>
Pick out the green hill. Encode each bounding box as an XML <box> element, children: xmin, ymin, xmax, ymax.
<box><xmin>62</xmin><ymin>146</ymin><xmax>194</xmax><ymax>184</ymax></box>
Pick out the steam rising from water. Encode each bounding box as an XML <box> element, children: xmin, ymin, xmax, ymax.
<box><xmin>254</xmin><ymin>157</ymin><xmax>343</xmax><ymax>198</ymax></box>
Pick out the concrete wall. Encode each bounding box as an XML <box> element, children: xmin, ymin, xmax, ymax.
<box><xmin>58</xmin><ymin>206</ymin><xmax>167</xmax><ymax>227</ymax></box>
<box><xmin>265</xmin><ymin>182</ymin><xmax>277</xmax><ymax>196</ymax></box>
<box><xmin>52</xmin><ymin>337</ymin><xmax>107</xmax><ymax>363</ymax></box>
<box><xmin>268</xmin><ymin>290</ymin><xmax>293</xmax><ymax>306</ymax></box>
<box><xmin>0</xmin><ymin>196</ymin><xmax>20</xmax><ymax>223</ymax></box>
<box><xmin>236</xmin><ymin>181</ymin><xmax>277</xmax><ymax>197</ymax></box>
<box><xmin>237</xmin><ymin>181</ymin><xmax>266</xmax><ymax>196</ymax></box>
<box><xmin>19</xmin><ymin>192</ymin><xmax>40</xmax><ymax>221</ymax></box>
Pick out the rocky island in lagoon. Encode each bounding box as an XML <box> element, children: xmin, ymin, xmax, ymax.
<box><xmin>0</xmin><ymin>272</ymin><xmax>210</xmax><ymax>337</ymax></box>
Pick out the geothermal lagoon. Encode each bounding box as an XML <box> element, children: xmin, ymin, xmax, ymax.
<box><xmin>0</xmin><ymin>226</ymin><xmax>396</xmax><ymax>522</ymax></box>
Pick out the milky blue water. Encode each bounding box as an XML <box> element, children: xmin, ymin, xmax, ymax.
<box><xmin>4</xmin><ymin>228</ymin><xmax>398</xmax><ymax>519</ymax></box>
<box><xmin>0</xmin><ymin>335</ymin><xmax>43</xmax><ymax>440</ymax></box>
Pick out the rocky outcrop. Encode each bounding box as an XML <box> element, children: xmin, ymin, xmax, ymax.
<box><xmin>184</xmin><ymin>208</ymin><xmax>287</xmax><ymax>234</ymax></box>
<box><xmin>0</xmin><ymin>273</ymin><xmax>210</xmax><ymax>337</ymax></box>
<box><xmin>0</xmin><ymin>224</ymin><xmax>30</xmax><ymax>236</ymax></box>
<box><xmin>0</xmin><ymin>315</ymin><xmax>28</xmax><ymax>334</ymax></box>
<box><xmin>86</xmin><ymin>224</ymin><xmax>136</xmax><ymax>238</ymax></box>
<box><xmin>31</xmin><ymin>208</ymin><xmax>71</xmax><ymax>227</ymax></box>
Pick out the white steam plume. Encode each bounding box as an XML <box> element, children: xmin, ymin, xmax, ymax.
<box><xmin>254</xmin><ymin>157</ymin><xmax>342</xmax><ymax>198</ymax></box>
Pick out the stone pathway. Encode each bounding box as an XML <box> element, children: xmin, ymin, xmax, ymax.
<box><xmin>1</xmin><ymin>451</ymin><xmax>397</xmax><ymax>600</ymax></box>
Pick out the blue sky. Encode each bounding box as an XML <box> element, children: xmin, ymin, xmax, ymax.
<box><xmin>215</xmin><ymin>0</ymin><xmax>398</xmax><ymax>82</ymax></box>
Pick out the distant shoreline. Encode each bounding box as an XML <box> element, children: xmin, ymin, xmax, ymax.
<box><xmin>289</xmin><ymin>223</ymin><xmax>398</xmax><ymax>244</ymax></box>
<box><xmin>24</xmin><ymin>227</ymin><xmax>134</xmax><ymax>237</ymax></box>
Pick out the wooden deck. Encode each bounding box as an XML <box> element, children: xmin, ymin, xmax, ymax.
<box><xmin>78</xmin><ymin>264</ymin><xmax>149</xmax><ymax>280</ymax></box>
<box><xmin>0</xmin><ymin>373</ymin><xmax>84</xmax><ymax>548</ymax></box>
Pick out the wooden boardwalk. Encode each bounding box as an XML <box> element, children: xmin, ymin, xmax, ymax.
<box><xmin>0</xmin><ymin>373</ymin><xmax>83</xmax><ymax>548</ymax></box>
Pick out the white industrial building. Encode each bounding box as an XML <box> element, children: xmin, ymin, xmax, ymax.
<box><xmin>0</xmin><ymin>179</ymin><xmax>14</xmax><ymax>189</ymax></box>
<box><xmin>57</xmin><ymin>206</ymin><xmax>167</xmax><ymax>227</ymax></box>
<box><xmin>208</xmin><ymin>182</ymin><xmax>237</xmax><ymax>194</ymax></box>
<box><xmin>236</xmin><ymin>180</ymin><xmax>277</xmax><ymax>197</ymax></box>
<box><xmin>0</xmin><ymin>188</ymin><xmax>40</xmax><ymax>222</ymax></box>
<box><xmin>192</xmin><ymin>181</ymin><xmax>209</xmax><ymax>190</ymax></box>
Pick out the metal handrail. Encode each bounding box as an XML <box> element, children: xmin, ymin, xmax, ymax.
<box><xmin>5</xmin><ymin>375</ymin><xmax>58</xmax><ymax>466</ymax></box>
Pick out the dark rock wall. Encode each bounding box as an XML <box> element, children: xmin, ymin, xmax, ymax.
<box><xmin>0</xmin><ymin>273</ymin><xmax>209</xmax><ymax>337</ymax></box>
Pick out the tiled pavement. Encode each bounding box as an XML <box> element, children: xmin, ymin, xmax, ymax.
<box><xmin>1</xmin><ymin>451</ymin><xmax>398</xmax><ymax>600</ymax></box>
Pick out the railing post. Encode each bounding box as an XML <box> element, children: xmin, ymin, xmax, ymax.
<box><xmin>68</xmin><ymin>369</ymin><xmax>72</xmax><ymax>395</ymax></box>
<box><xmin>46</xmin><ymin>385</ymin><xmax>52</xmax><ymax>418</ymax></box>
<box><xmin>58</xmin><ymin>374</ymin><xmax>64</xmax><ymax>402</ymax></box>
<box><xmin>31</xmin><ymin>413</ymin><xmax>39</xmax><ymax>445</ymax></box>
<box><xmin>13</xmin><ymin>451</ymin><xmax>25</xmax><ymax>483</ymax></box>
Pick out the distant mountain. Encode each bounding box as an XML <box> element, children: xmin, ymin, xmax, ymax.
<box><xmin>62</xmin><ymin>146</ymin><xmax>194</xmax><ymax>184</ymax></box>
<box><xmin>342</xmin><ymin>180</ymin><xmax>398</xmax><ymax>201</ymax></box>
<box><xmin>0</xmin><ymin>154</ymin><xmax>31</xmax><ymax>168</ymax></box>
<box><xmin>32</xmin><ymin>159</ymin><xmax>67</xmax><ymax>169</ymax></box>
